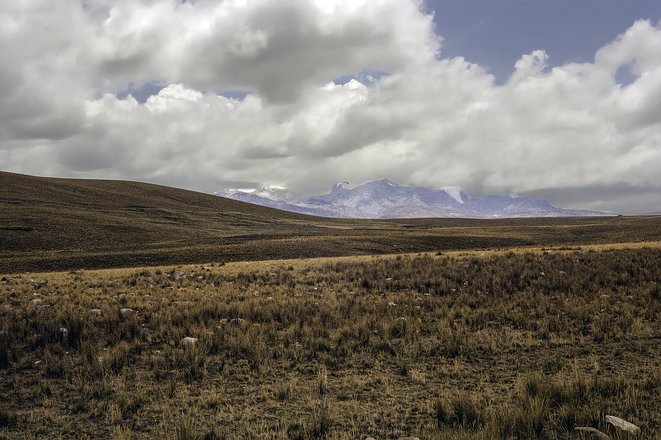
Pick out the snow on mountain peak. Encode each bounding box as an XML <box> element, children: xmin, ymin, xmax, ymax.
<box><xmin>441</xmin><ymin>186</ymin><xmax>465</xmax><ymax>204</ymax></box>
<box><xmin>216</xmin><ymin>179</ymin><xmax>613</xmax><ymax>219</ymax></box>
<box><xmin>217</xmin><ymin>184</ymin><xmax>292</xmax><ymax>202</ymax></box>
<box><xmin>330</xmin><ymin>182</ymin><xmax>349</xmax><ymax>193</ymax></box>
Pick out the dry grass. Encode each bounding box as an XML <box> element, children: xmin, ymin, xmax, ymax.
<box><xmin>1</xmin><ymin>246</ymin><xmax>659</xmax><ymax>439</ymax></box>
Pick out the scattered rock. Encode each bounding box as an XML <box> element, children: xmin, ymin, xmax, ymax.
<box><xmin>59</xmin><ymin>327</ymin><xmax>68</xmax><ymax>335</ymax></box>
<box><xmin>89</xmin><ymin>308</ymin><xmax>102</xmax><ymax>315</ymax></box>
<box><xmin>181</xmin><ymin>337</ymin><xmax>198</xmax><ymax>346</ymax></box>
<box><xmin>31</xmin><ymin>279</ymin><xmax>48</xmax><ymax>288</ymax></box>
<box><xmin>605</xmin><ymin>415</ymin><xmax>640</xmax><ymax>433</ymax></box>
<box><xmin>120</xmin><ymin>308</ymin><xmax>134</xmax><ymax>314</ymax></box>
<box><xmin>1</xmin><ymin>276</ymin><xmax>15</xmax><ymax>283</ymax></box>
<box><xmin>388</xmin><ymin>302</ymin><xmax>396</xmax><ymax>307</ymax></box>
<box><xmin>230</xmin><ymin>318</ymin><xmax>247</xmax><ymax>326</ymax></box>
<box><xmin>172</xmin><ymin>271</ymin><xmax>186</xmax><ymax>280</ymax></box>
<box><xmin>33</xmin><ymin>360</ymin><xmax>42</xmax><ymax>366</ymax></box>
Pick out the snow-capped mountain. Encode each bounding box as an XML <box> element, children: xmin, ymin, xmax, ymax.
<box><xmin>215</xmin><ymin>179</ymin><xmax>613</xmax><ymax>219</ymax></box>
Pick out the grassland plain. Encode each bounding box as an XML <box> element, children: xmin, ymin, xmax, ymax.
<box><xmin>3</xmin><ymin>171</ymin><xmax>661</xmax><ymax>274</ymax></box>
<box><xmin>1</xmin><ymin>246</ymin><xmax>659</xmax><ymax>439</ymax></box>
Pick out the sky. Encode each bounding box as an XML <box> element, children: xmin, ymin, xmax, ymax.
<box><xmin>1</xmin><ymin>1</ymin><xmax>661</xmax><ymax>214</ymax></box>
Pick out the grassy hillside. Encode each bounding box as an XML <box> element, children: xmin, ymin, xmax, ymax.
<box><xmin>1</xmin><ymin>171</ymin><xmax>661</xmax><ymax>273</ymax></box>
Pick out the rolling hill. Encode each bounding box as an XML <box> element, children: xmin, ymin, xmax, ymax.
<box><xmin>1</xmin><ymin>171</ymin><xmax>660</xmax><ymax>272</ymax></box>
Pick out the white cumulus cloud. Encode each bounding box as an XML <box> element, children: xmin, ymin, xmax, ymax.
<box><xmin>0</xmin><ymin>0</ymin><xmax>660</xmax><ymax>213</ymax></box>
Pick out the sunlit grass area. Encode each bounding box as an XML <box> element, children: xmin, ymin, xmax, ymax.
<box><xmin>1</xmin><ymin>247</ymin><xmax>659</xmax><ymax>439</ymax></box>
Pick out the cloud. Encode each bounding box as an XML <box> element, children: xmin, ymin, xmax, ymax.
<box><xmin>0</xmin><ymin>1</ymin><xmax>660</xmax><ymax>214</ymax></box>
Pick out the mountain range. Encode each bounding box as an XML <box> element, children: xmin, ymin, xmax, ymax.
<box><xmin>216</xmin><ymin>179</ymin><xmax>613</xmax><ymax>219</ymax></box>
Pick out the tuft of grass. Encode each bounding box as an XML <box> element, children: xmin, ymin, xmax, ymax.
<box><xmin>173</xmin><ymin>343</ymin><xmax>208</xmax><ymax>382</ymax></box>
<box><xmin>174</xmin><ymin>414</ymin><xmax>201</xmax><ymax>440</ymax></box>
<box><xmin>434</xmin><ymin>394</ymin><xmax>484</xmax><ymax>429</ymax></box>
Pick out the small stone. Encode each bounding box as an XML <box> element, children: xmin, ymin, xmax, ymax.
<box><xmin>89</xmin><ymin>308</ymin><xmax>102</xmax><ymax>315</ymax></box>
<box><xmin>120</xmin><ymin>308</ymin><xmax>134</xmax><ymax>314</ymax></box>
<box><xmin>181</xmin><ymin>337</ymin><xmax>198</xmax><ymax>346</ymax></box>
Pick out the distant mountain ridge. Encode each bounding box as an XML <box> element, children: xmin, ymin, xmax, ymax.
<box><xmin>216</xmin><ymin>179</ymin><xmax>614</xmax><ymax>219</ymax></box>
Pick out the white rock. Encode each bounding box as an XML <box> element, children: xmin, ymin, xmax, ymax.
<box><xmin>181</xmin><ymin>337</ymin><xmax>198</xmax><ymax>346</ymax></box>
<box><xmin>605</xmin><ymin>415</ymin><xmax>640</xmax><ymax>433</ymax></box>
